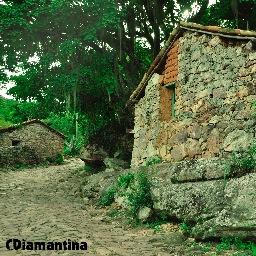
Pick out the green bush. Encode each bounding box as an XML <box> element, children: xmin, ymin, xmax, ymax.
<box><xmin>98</xmin><ymin>170</ymin><xmax>153</xmax><ymax>220</ymax></box>
<box><xmin>98</xmin><ymin>185</ymin><xmax>117</xmax><ymax>206</ymax></box>
<box><xmin>125</xmin><ymin>171</ymin><xmax>153</xmax><ymax>218</ymax></box>
<box><xmin>45</xmin><ymin>112</ymin><xmax>85</xmax><ymax>156</ymax></box>
<box><xmin>55</xmin><ymin>153</ymin><xmax>64</xmax><ymax>164</ymax></box>
<box><xmin>0</xmin><ymin>118</ymin><xmax>12</xmax><ymax>128</ymax></box>
<box><xmin>117</xmin><ymin>172</ymin><xmax>134</xmax><ymax>189</ymax></box>
<box><xmin>145</xmin><ymin>156</ymin><xmax>162</xmax><ymax>166</ymax></box>
<box><xmin>179</xmin><ymin>222</ymin><xmax>192</xmax><ymax>235</ymax></box>
<box><xmin>228</xmin><ymin>144</ymin><xmax>256</xmax><ymax>177</ymax></box>
<box><xmin>216</xmin><ymin>237</ymin><xmax>256</xmax><ymax>255</ymax></box>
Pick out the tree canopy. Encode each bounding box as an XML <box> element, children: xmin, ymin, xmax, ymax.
<box><xmin>0</xmin><ymin>0</ymin><xmax>256</xmax><ymax>156</ymax></box>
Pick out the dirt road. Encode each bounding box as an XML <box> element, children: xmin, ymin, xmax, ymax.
<box><xmin>0</xmin><ymin>159</ymin><xmax>193</xmax><ymax>256</ymax></box>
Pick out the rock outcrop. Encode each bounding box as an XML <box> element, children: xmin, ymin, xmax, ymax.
<box><xmin>146</xmin><ymin>158</ymin><xmax>256</xmax><ymax>240</ymax></box>
<box><xmin>85</xmin><ymin>156</ymin><xmax>256</xmax><ymax>240</ymax></box>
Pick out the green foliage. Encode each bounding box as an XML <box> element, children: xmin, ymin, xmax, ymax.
<box><xmin>0</xmin><ymin>97</ymin><xmax>16</xmax><ymax>125</ymax></box>
<box><xmin>148</xmin><ymin>223</ymin><xmax>162</xmax><ymax>233</ymax></box>
<box><xmin>84</xmin><ymin>164</ymin><xmax>94</xmax><ymax>174</ymax></box>
<box><xmin>0</xmin><ymin>96</ymin><xmax>51</xmax><ymax>124</ymax></box>
<box><xmin>216</xmin><ymin>237</ymin><xmax>256</xmax><ymax>255</ymax></box>
<box><xmin>0</xmin><ymin>118</ymin><xmax>12</xmax><ymax>128</ymax></box>
<box><xmin>98</xmin><ymin>170</ymin><xmax>153</xmax><ymax>220</ymax></box>
<box><xmin>106</xmin><ymin>208</ymin><xmax>123</xmax><ymax>219</ymax></box>
<box><xmin>54</xmin><ymin>153</ymin><xmax>64</xmax><ymax>165</ymax></box>
<box><xmin>13</xmin><ymin>101</ymin><xmax>48</xmax><ymax>122</ymax></box>
<box><xmin>14</xmin><ymin>163</ymin><xmax>31</xmax><ymax>170</ymax></box>
<box><xmin>117</xmin><ymin>172</ymin><xmax>134</xmax><ymax>189</ymax></box>
<box><xmin>179</xmin><ymin>222</ymin><xmax>192</xmax><ymax>235</ymax></box>
<box><xmin>143</xmin><ymin>216</ymin><xmax>169</xmax><ymax>233</ymax></box>
<box><xmin>45</xmin><ymin>112</ymin><xmax>85</xmax><ymax>156</ymax></box>
<box><xmin>145</xmin><ymin>156</ymin><xmax>162</xmax><ymax>167</ymax></box>
<box><xmin>98</xmin><ymin>185</ymin><xmax>117</xmax><ymax>207</ymax></box>
<box><xmin>227</xmin><ymin>144</ymin><xmax>256</xmax><ymax>177</ymax></box>
<box><xmin>45</xmin><ymin>112</ymin><xmax>75</xmax><ymax>137</ymax></box>
<box><xmin>125</xmin><ymin>171</ymin><xmax>153</xmax><ymax>219</ymax></box>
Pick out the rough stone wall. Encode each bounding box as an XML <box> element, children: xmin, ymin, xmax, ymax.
<box><xmin>0</xmin><ymin>145</ymin><xmax>40</xmax><ymax>165</ymax></box>
<box><xmin>0</xmin><ymin>123</ymin><xmax>64</xmax><ymax>164</ymax></box>
<box><xmin>131</xmin><ymin>74</ymin><xmax>161</xmax><ymax>166</ymax></box>
<box><xmin>132</xmin><ymin>31</ymin><xmax>256</xmax><ymax>166</ymax></box>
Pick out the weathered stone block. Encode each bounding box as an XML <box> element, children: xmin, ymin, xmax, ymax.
<box><xmin>223</xmin><ymin>130</ymin><xmax>253</xmax><ymax>152</ymax></box>
<box><xmin>145</xmin><ymin>159</ymin><xmax>256</xmax><ymax>240</ymax></box>
<box><xmin>185</xmin><ymin>139</ymin><xmax>202</xmax><ymax>158</ymax></box>
<box><xmin>170</xmin><ymin>131</ymin><xmax>188</xmax><ymax>146</ymax></box>
<box><xmin>187</xmin><ymin>124</ymin><xmax>202</xmax><ymax>139</ymax></box>
<box><xmin>206</xmin><ymin>128</ymin><xmax>220</xmax><ymax>155</ymax></box>
<box><xmin>138</xmin><ymin>207</ymin><xmax>153</xmax><ymax>222</ymax></box>
<box><xmin>208</xmin><ymin>36</ymin><xmax>222</xmax><ymax>47</ymax></box>
<box><xmin>171</xmin><ymin>145</ymin><xmax>187</xmax><ymax>162</ymax></box>
<box><xmin>212</xmin><ymin>88</ymin><xmax>226</xmax><ymax>98</ymax></box>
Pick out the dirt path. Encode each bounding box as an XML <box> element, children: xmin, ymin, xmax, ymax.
<box><xmin>0</xmin><ymin>159</ymin><xmax>194</xmax><ymax>256</ymax></box>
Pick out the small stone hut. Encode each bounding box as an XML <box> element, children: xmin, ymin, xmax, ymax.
<box><xmin>0</xmin><ymin>119</ymin><xmax>65</xmax><ymax>165</ymax></box>
<box><xmin>128</xmin><ymin>22</ymin><xmax>256</xmax><ymax>167</ymax></box>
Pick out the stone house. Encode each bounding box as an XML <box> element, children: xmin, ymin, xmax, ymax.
<box><xmin>0</xmin><ymin>119</ymin><xmax>65</xmax><ymax>165</ymax></box>
<box><xmin>128</xmin><ymin>22</ymin><xmax>256</xmax><ymax>167</ymax></box>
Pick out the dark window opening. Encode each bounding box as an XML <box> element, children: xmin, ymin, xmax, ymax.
<box><xmin>12</xmin><ymin>140</ymin><xmax>21</xmax><ymax>146</ymax></box>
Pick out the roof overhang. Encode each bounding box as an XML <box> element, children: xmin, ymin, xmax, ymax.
<box><xmin>126</xmin><ymin>21</ymin><xmax>256</xmax><ymax>107</ymax></box>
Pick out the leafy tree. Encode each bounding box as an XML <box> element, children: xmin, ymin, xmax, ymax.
<box><xmin>1</xmin><ymin>0</ymin><xmax>255</xmax><ymax>155</ymax></box>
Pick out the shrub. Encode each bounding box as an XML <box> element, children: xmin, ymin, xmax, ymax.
<box><xmin>45</xmin><ymin>112</ymin><xmax>85</xmax><ymax>156</ymax></box>
<box><xmin>0</xmin><ymin>118</ymin><xmax>12</xmax><ymax>128</ymax></box>
<box><xmin>55</xmin><ymin>153</ymin><xmax>64</xmax><ymax>164</ymax></box>
<box><xmin>98</xmin><ymin>185</ymin><xmax>117</xmax><ymax>206</ymax></box>
<box><xmin>117</xmin><ymin>172</ymin><xmax>134</xmax><ymax>189</ymax></box>
<box><xmin>125</xmin><ymin>171</ymin><xmax>153</xmax><ymax>218</ymax></box>
<box><xmin>179</xmin><ymin>222</ymin><xmax>192</xmax><ymax>235</ymax></box>
<box><xmin>145</xmin><ymin>156</ymin><xmax>162</xmax><ymax>166</ymax></box>
<box><xmin>98</xmin><ymin>170</ymin><xmax>153</xmax><ymax>220</ymax></box>
<box><xmin>216</xmin><ymin>237</ymin><xmax>256</xmax><ymax>255</ymax></box>
<box><xmin>228</xmin><ymin>143</ymin><xmax>256</xmax><ymax>177</ymax></box>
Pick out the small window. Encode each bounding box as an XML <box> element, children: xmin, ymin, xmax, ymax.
<box><xmin>160</xmin><ymin>83</ymin><xmax>176</xmax><ymax>121</ymax></box>
<box><xmin>167</xmin><ymin>83</ymin><xmax>176</xmax><ymax>118</ymax></box>
<box><xmin>12</xmin><ymin>140</ymin><xmax>21</xmax><ymax>146</ymax></box>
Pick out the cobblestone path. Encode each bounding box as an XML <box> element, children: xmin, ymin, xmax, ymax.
<box><xmin>0</xmin><ymin>159</ymin><xmax>191</xmax><ymax>256</ymax></box>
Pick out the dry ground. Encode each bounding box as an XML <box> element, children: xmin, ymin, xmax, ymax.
<box><xmin>0</xmin><ymin>159</ymin><xmax>247</xmax><ymax>256</ymax></box>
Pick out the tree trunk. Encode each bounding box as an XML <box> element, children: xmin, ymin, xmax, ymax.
<box><xmin>66</xmin><ymin>92</ymin><xmax>71</xmax><ymax>112</ymax></box>
<box><xmin>73</xmin><ymin>85</ymin><xmax>77</xmax><ymax>113</ymax></box>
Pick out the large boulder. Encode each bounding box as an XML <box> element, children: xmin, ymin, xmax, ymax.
<box><xmin>81</xmin><ymin>168</ymin><xmax>125</xmax><ymax>202</ymax></box>
<box><xmin>103</xmin><ymin>157</ymin><xmax>130</xmax><ymax>170</ymax></box>
<box><xmin>80</xmin><ymin>144</ymin><xmax>108</xmax><ymax>167</ymax></box>
<box><xmin>145</xmin><ymin>158</ymin><xmax>256</xmax><ymax>240</ymax></box>
<box><xmin>137</xmin><ymin>207</ymin><xmax>153</xmax><ymax>223</ymax></box>
<box><xmin>223</xmin><ymin>130</ymin><xmax>253</xmax><ymax>152</ymax></box>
